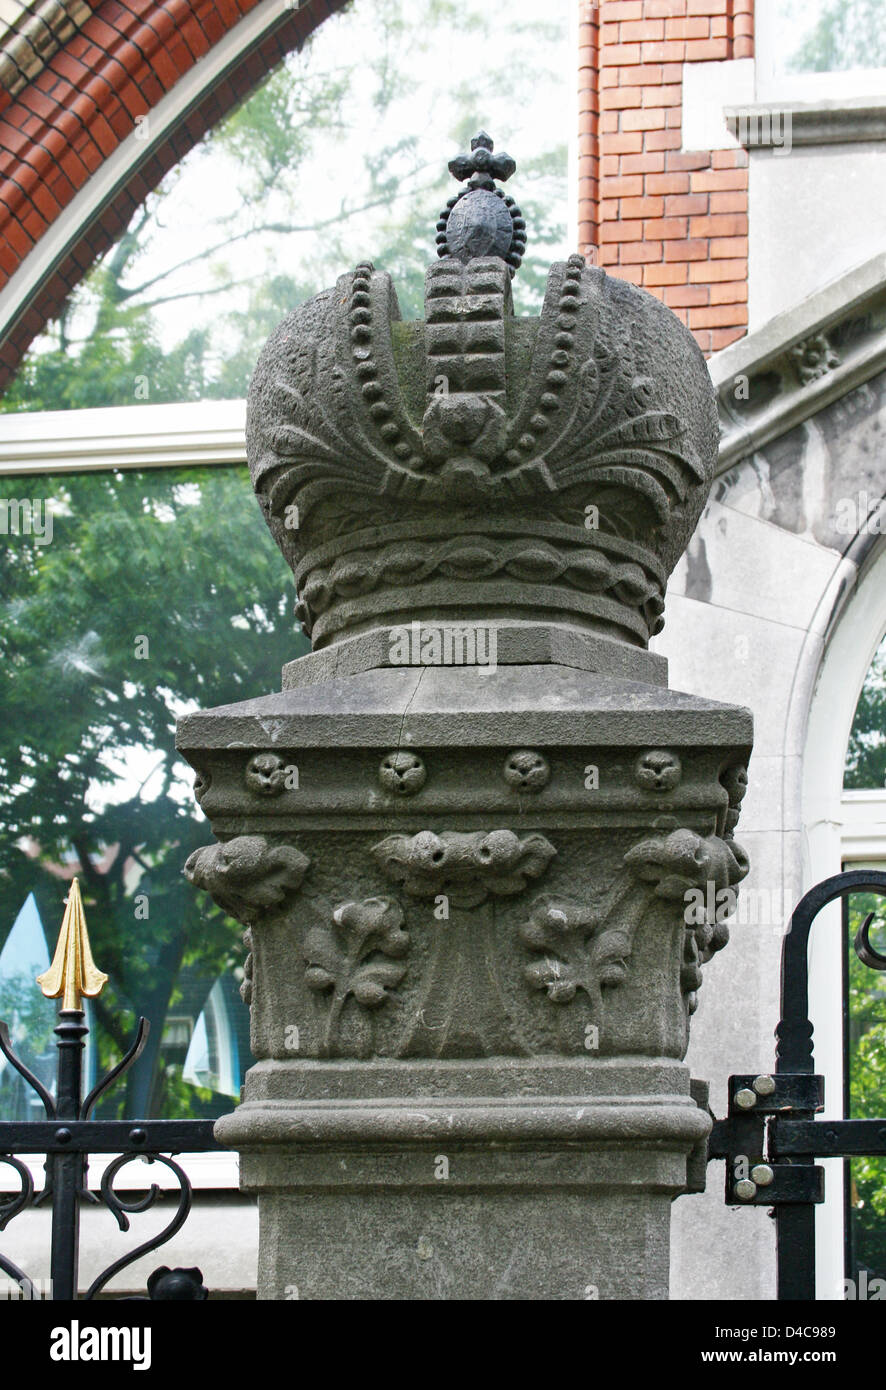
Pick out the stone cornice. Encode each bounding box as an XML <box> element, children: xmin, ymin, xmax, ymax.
<box><xmin>726</xmin><ymin>98</ymin><xmax>886</xmax><ymax>147</ymax></box>
<box><xmin>711</xmin><ymin>252</ymin><xmax>886</xmax><ymax>472</ymax></box>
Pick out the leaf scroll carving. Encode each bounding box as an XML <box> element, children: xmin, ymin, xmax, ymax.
<box><xmin>183</xmin><ymin>836</ymin><xmax>309</xmax><ymax>927</ymax></box>
<box><xmin>371</xmin><ymin>829</ymin><xmax>556</xmax><ymax>908</ymax></box>
<box><xmin>521</xmin><ymin>827</ymin><xmax>749</xmax><ymax>1022</ymax></box>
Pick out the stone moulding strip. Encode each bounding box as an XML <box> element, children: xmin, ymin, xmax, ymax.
<box><xmin>712</xmin><ymin>250</ymin><xmax>886</xmax><ymax>472</ymax></box>
<box><xmin>726</xmin><ymin>98</ymin><xmax>886</xmax><ymax>148</ymax></box>
<box><xmin>240</xmin><ymin>1055</ymin><xmax>694</xmax><ymax>1096</ymax></box>
<box><xmin>175</xmin><ymin>699</ymin><xmax>754</xmax><ymax>751</ymax></box>
<box><xmin>215</xmin><ymin>1097</ymin><xmax>712</xmax><ymax>1148</ymax></box>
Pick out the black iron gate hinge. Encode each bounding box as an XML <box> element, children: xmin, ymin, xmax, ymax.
<box><xmin>708</xmin><ymin>1073</ymin><xmax>826</xmax><ymax>1207</ymax></box>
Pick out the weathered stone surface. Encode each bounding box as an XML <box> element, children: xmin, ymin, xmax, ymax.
<box><xmin>246</xmin><ymin>247</ymin><xmax>717</xmax><ymax>656</ymax></box>
<box><xmin>178</xmin><ymin>133</ymin><xmax>752</xmax><ymax>1300</ymax></box>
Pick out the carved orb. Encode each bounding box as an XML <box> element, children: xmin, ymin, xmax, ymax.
<box><xmin>503</xmin><ymin>749</ymin><xmax>550</xmax><ymax>792</ymax></box>
<box><xmin>246</xmin><ymin>752</ymin><xmax>288</xmax><ymax>797</ymax></box>
<box><xmin>379</xmin><ymin>750</ymin><xmax>427</xmax><ymax>796</ymax></box>
<box><xmin>634</xmin><ymin>748</ymin><xmax>682</xmax><ymax>792</ymax></box>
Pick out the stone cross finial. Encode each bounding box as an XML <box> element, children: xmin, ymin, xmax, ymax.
<box><xmin>447</xmin><ymin>130</ymin><xmax>517</xmax><ymax>188</ymax></box>
<box><xmin>437</xmin><ymin>130</ymin><xmax>526</xmax><ymax>272</ymax></box>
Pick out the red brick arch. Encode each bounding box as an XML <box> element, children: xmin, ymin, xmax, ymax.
<box><xmin>0</xmin><ymin>0</ymin><xmax>350</xmax><ymax>391</ymax></box>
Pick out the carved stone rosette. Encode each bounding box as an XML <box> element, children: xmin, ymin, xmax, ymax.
<box><xmin>178</xmin><ymin>134</ymin><xmax>753</xmax><ymax>1301</ymax></box>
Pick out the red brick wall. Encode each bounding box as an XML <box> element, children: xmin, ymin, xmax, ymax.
<box><xmin>0</xmin><ymin>0</ymin><xmax>349</xmax><ymax>391</ymax></box>
<box><xmin>578</xmin><ymin>0</ymin><xmax>754</xmax><ymax>356</ymax></box>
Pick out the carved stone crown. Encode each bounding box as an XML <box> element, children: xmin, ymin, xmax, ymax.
<box><xmin>247</xmin><ymin>135</ymin><xmax>719</xmax><ymax>653</ymax></box>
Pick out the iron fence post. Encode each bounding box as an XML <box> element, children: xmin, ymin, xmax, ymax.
<box><xmin>48</xmin><ymin>1008</ymin><xmax>88</xmax><ymax>1301</ymax></box>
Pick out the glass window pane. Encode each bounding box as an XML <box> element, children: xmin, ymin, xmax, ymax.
<box><xmin>767</xmin><ymin>0</ymin><xmax>886</xmax><ymax>77</ymax></box>
<box><xmin>0</xmin><ymin>0</ymin><xmax>570</xmax><ymax>414</ymax></box>
<box><xmin>0</xmin><ymin>465</ymin><xmax>300</xmax><ymax>1119</ymax></box>
<box><xmin>844</xmin><ymin>637</ymin><xmax>886</xmax><ymax>790</ymax></box>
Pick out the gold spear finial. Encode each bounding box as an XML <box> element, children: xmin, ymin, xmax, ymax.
<box><xmin>37</xmin><ymin>877</ymin><xmax>108</xmax><ymax>1011</ymax></box>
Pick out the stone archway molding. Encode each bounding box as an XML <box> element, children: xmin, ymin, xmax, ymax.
<box><xmin>800</xmin><ymin>536</ymin><xmax>886</xmax><ymax>1299</ymax></box>
<box><xmin>712</xmin><ymin>251</ymin><xmax>886</xmax><ymax>472</ymax></box>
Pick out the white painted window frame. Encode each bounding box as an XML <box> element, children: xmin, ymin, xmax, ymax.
<box><xmin>754</xmin><ymin>1</ymin><xmax>886</xmax><ymax>104</ymax></box>
<box><xmin>0</xmin><ymin>399</ymin><xmax>246</xmax><ymax>474</ymax></box>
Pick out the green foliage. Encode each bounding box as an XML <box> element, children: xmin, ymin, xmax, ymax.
<box><xmin>0</xmin><ymin>467</ymin><xmax>303</xmax><ymax>1115</ymax></box>
<box><xmin>0</xmin><ymin>973</ymin><xmax>56</xmax><ymax>1064</ymax></box>
<box><xmin>847</xmin><ymin>896</ymin><xmax>886</xmax><ymax>1271</ymax></box>
<box><xmin>844</xmin><ymin>639</ymin><xmax>886</xmax><ymax>789</ymax></box>
<box><xmin>790</xmin><ymin>0</ymin><xmax>886</xmax><ymax>73</ymax></box>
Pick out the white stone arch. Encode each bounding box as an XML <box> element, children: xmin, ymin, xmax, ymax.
<box><xmin>801</xmin><ymin>534</ymin><xmax>886</xmax><ymax>1298</ymax></box>
<box><xmin>669</xmin><ymin>267</ymin><xmax>886</xmax><ymax>1297</ymax></box>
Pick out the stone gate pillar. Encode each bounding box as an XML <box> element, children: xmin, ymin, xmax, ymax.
<box><xmin>177</xmin><ymin>133</ymin><xmax>752</xmax><ymax>1301</ymax></box>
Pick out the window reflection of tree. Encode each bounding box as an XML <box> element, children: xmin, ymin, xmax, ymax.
<box><xmin>845</xmin><ymin>892</ymin><xmax>886</xmax><ymax>1282</ymax></box>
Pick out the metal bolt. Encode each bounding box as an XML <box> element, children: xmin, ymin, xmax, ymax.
<box><xmin>750</xmin><ymin>1164</ymin><xmax>774</xmax><ymax>1186</ymax></box>
<box><xmin>54</xmin><ymin>1127</ymin><xmax>72</xmax><ymax>1145</ymax></box>
<box><xmin>735</xmin><ymin>1179</ymin><xmax>757</xmax><ymax>1201</ymax></box>
<box><xmin>735</xmin><ymin>1088</ymin><xmax>757</xmax><ymax>1109</ymax></box>
<box><xmin>129</xmin><ymin>1127</ymin><xmax>147</xmax><ymax>1146</ymax></box>
<box><xmin>753</xmin><ymin>1075</ymin><xmax>776</xmax><ymax>1096</ymax></box>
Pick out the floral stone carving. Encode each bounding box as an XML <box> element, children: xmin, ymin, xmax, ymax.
<box><xmin>304</xmin><ymin>897</ymin><xmax>409</xmax><ymax>1056</ymax></box>
<box><xmin>183</xmin><ymin>835</ymin><xmax>309</xmax><ymax>926</ymax></box>
<box><xmin>245</xmin><ymin>752</ymin><xmax>289</xmax><ymax>796</ymax></box>
<box><xmin>634</xmin><ymin>748</ymin><xmax>682</xmax><ymax>792</ymax></box>
<box><xmin>720</xmin><ymin>763</ymin><xmax>749</xmax><ymax>838</ymax></box>
<box><xmin>371</xmin><ymin>829</ymin><xmax>556</xmax><ymax>908</ymax></box>
<box><xmin>521</xmin><ymin>827</ymin><xmax>748</xmax><ymax>1022</ymax></box>
<box><xmin>789</xmin><ymin>331</ymin><xmax>839</xmax><ymax>386</ymax></box>
<box><xmin>378</xmin><ymin>750</ymin><xmax>427</xmax><ymax>796</ymax></box>
<box><xmin>503</xmin><ymin>749</ymin><xmax>550</xmax><ymax>792</ymax></box>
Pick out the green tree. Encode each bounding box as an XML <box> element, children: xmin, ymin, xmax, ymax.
<box><xmin>844</xmin><ymin>639</ymin><xmax>886</xmax><ymax>790</ymax></box>
<box><xmin>847</xmin><ymin>895</ymin><xmax>886</xmax><ymax>1274</ymax></box>
<box><xmin>0</xmin><ymin>467</ymin><xmax>302</xmax><ymax>1115</ymax></box>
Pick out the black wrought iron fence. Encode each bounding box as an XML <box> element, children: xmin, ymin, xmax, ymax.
<box><xmin>5</xmin><ymin>870</ymin><xmax>886</xmax><ymax>1302</ymax></box>
<box><xmin>708</xmin><ymin>869</ymin><xmax>886</xmax><ymax>1301</ymax></box>
<box><xmin>0</xmin><ymin>878</ymin><xmax>226</xmax><ymax>1300</ymax></box>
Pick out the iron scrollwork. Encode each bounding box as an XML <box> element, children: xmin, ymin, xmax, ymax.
<box><xmin>84</xmin><ymin>1153</ymin><xmax>195</xmax><ymax>1301</ymax></box>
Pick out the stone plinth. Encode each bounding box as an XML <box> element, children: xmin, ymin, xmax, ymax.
<box><xmin>178</xmin><ymin>650</ymin><xmax>750</xmax><ymax>1299</ymax></box>
<box><xmin>233</xmin><ymin>1060</ymin><xmax>704</xmax><ymax>1301</ymax></box>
